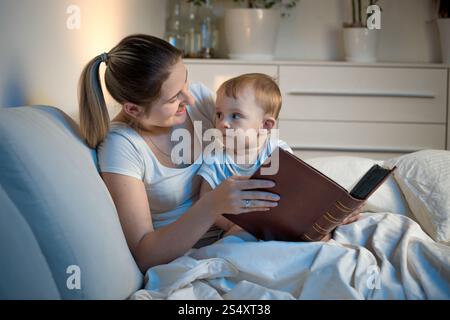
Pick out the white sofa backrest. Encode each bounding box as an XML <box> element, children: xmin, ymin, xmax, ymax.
<box><xmin>0</xmin><ymin>106</ymin><xmax>143</xmax><ymax>299</ymax></box>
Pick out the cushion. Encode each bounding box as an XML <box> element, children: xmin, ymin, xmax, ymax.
<box><xmin>384</xmin><ymin>150</ymin><xmax>450</xmax><ymax>243</ymax></box>
<box><xmin>304</xmin><ymin>156</ymin><xmax>408</xmax><ymax>215</ymax></box>
<box><xmin>0</xmin><ymin>106</ymin><xmax>143</xmax><ymax>299</ymax></box>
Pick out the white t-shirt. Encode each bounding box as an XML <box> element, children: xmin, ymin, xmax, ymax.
<box><xmin>197</xmin><ymin>138</ymin><xmax>293</xmax><ymax>189</ymax></box>
<box><xmin>97</xmin><ymin>83</ymin><xmax>216</xmax><ymax>229</ymax></box>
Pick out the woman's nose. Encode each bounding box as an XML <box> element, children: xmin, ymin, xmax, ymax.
<box><xmin>180</xmin><ymin>88</ymin><xmax>195</xmax><ymax>106</ymax></box>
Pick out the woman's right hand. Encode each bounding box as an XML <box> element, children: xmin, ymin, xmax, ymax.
<box><xmin>204</xmin><ymin>175</ymin><xmax>280</xmax><ymax>216</ymax></box>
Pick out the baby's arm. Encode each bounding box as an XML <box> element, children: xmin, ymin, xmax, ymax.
<box><xmin>199</xmin><ymin>178</ymin><xmax>234</xmax><ymax>231</ymax></box>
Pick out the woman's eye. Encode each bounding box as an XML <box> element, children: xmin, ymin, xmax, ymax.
<box><xmin>168</xmin><ymin>92</ymin><xmax>181</xmax><ymax>104</ymax></box>
<box><xmin>169</xmin><ymin>96</ymin><xmax>178</xmax><ymax>104</ymax></box>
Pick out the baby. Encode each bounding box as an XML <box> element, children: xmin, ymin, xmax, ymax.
<box><xmin>196</xmin><ymin>73</ymin><xmax>293</xmax><ymax>238</ymax></box>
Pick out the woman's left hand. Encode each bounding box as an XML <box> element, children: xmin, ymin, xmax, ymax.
<box><xmin>319</xmin><ymin>209</ymin><xmax>362</xmax><ymax>242</ymax></box>
<box><xmin>341</xmin><ymin>208</ymin><xmax>362</xmax><ymax>225</ymax></box>
<box><xmin>223</xmin><ymin>224</ymin><xmax>244</xmax><ymax>237</ymax></box>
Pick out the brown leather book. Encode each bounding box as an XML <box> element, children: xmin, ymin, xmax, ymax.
<box><xmin>223</xmin><ymin>148</ymin><xmax>396</xmax><ymax>242</ymax></box>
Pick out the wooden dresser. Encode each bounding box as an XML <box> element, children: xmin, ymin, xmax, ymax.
<box><xmin>185</xmin><ymin>59</ymin><xmax>449</xmax><ymax>160</ymax></box>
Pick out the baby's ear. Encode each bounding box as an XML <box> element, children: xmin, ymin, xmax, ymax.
<box><xmin>263</xmin><ymin>115</ymin><xmax>276</xmax><ymax>131</ymax></box>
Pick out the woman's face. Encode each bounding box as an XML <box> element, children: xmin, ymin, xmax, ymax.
<box><xmin>139</xmin><ymin>59</ymin><xmax>195</xmax><ymax>130</ymax></box>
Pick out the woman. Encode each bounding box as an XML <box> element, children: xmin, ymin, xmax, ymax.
<box><xmin>78</xmin><ymin>34</ymin><xmax>281</xmax><ymax>273</ymax></box>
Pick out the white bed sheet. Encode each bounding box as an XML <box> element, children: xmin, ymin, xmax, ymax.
<box><xmin>131</xmin><ymin>212</ymin><xmax>450</xmax><ymax>300</ymax></box>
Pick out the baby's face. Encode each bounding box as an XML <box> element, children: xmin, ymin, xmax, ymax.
<box><xmin>215</xmin><ymin>86</ymin><xmax>267</xmax><ymax>151</ymax></box>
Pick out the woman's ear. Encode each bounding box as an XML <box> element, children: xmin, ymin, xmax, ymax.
<box><xmin>262</xmin><ymin>115</ymin><xmax>276</xmax><ymax>131</ymax></box>
<box><xmin>123</xmin><ymin>102</ymin><xmax>144</xmax><ymax>119</ymax></box>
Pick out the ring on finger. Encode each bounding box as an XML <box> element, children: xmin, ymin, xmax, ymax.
<box><xmin>244</xmin><ymin>199</ymin><xmax>251</xmax><ymax>208</ymax></box>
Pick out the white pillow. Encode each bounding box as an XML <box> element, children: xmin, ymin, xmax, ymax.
<box><xmin>304</xmin><ymin>156</ymin><xmax>408</xmax><ymax>215</ymax></box>
<box><xmin>384</xmin><ymin>150</ymin><xmax>450</xmax><ymax>243</ymax></box>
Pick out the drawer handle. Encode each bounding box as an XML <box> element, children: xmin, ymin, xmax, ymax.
<box><xmin>287</xmin><ymin>91</ymin><xmax>435</xmax><ymax>99</ymax></box>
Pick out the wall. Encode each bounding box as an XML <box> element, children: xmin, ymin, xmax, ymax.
<box><xmin>0</xmin><ymin>0</ymin><xmax>443</xmax><ymax>119</ymax></box>
<box><xmin>209</xmin><ymin>0</ymin><xmax>441</xmax><ymax>62</ymax></box>
<box><xmin>276</xmin><ymin>0</ymin><xmax>440</xmax><ymax>62</ymax></box>
<box><xmin>0</xmin><ymin>0</ymin><xmax>166</xmax><ymax>119</ymax></box>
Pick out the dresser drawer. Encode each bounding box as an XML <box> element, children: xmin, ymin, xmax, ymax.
<box><xmin>186</xmin><ymin>63</ymin><xmax>278</xmax><ymax>93</ymax></box>
<box><xmin>279</xmin><ymin>66</ymin><xmax>447</xmax><ymax>124</ymax></box>
<box><xmin>278</xmin><ymin>120</ymin><xmax>447</xmax><ymax>152</ymax></box>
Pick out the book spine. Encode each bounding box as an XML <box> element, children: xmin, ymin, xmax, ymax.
<box><xmin>301</xmin><ymin>196</ymin><xmax>364</xmax><ymax>241</ymax></box>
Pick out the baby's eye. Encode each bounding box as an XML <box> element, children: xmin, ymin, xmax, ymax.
<box><xmin>215</xmin><ymin>112</ymin><xmax>222</xmax><ymax>119</ymax></box>
<box><xmin>231</xmin><ymin>113</ymin><xmax>242</xmax><ymax>120</ymax></box>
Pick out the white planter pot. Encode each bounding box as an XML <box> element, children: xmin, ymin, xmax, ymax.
<box><xmin>438</xmin><ymin>19</ymin><xmax>450</xmax><ymax>64</ymax></box>
<box><xmin>343</xmin><ymin>28</ymin><xmax>379</xmax><ymax>63</ymax></box>
<box><xmin>224</xmin><ymin>8</ymin><xmax>281</xmax><ymax>61</ymax></box>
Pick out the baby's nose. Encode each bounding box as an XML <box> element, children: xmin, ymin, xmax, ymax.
<box><xmin>219</xmin><ymin>120</ymin><xmax>230</xmax><ymax>129</ymax></box>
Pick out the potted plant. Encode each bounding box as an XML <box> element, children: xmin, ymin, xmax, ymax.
<box><xmin>343</xmin><ymin>0</ymin><xmax>380</xmax><ymax>63</ymax></box>
<box><xmin>224</xmin><ymin>0</ymin><xmax>299</xmax><ymax>60</ymax></box>
<box><xmin>436</xmin><ymin>0</ymin><xmax>450</xmax><ymax>63</ymax></box>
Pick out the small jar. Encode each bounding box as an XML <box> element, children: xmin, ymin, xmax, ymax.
<box><xmin>199</xmin><ymin>0</ymin><xmax>219</xmax><ymax>59</ymax></box>
<box><xmin>184</xmin><ymin>2</ymin><xmax>202</xmax><ymax>58</ymax></box>
<box><xmin>165</xmin><ymin>0</ymin><xmax>185</xmax><ymax>53</ymax></box>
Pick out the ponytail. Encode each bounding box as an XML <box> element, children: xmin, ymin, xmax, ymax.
<box><xmin>78</xmin><ymin>54</ymin><xmax>110</xmax><ymax>149</ymax></box>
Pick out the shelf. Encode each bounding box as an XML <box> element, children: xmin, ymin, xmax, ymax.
<box><xmin>184</xmin><ymin>58</ymin><xmax>449</xmax><ymax>69</ymax></box>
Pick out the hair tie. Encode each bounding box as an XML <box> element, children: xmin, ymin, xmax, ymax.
<box><xmin>100</xmin><ymin>52</ymin><xmax>108</xmax><ymax>64</ymax></box>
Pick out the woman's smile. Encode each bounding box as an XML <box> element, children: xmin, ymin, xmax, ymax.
<box><xmin>175</xmin><ymin>103</ymin><xmax>186</xmax><ymax>115</ymax></box>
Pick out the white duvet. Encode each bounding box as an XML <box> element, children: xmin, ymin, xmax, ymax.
<box><xmin>131</xmin><ymin>211</ymin><xmax>450</xmax><ymax>300</ymax></box>
<box><xmin>131</xmin><ymin>153</ymin><xmax>450</xmax><ymax>300</ymax></box>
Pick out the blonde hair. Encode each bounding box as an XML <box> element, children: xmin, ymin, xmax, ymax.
<box><xmin>78</xmin><ymin>34</ymin><xmax>182</xmax><ymax>148</ymax></box>
<box><xmin>216</xmin><ymin>73</ymin><xmax>282</xmax><ymax>119</ymax></box>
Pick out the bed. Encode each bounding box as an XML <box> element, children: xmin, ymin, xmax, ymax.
<box><xmin>131</xmin><ymin>150</ymin><xmax>450</xmax><ymax>300</ymax></box>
